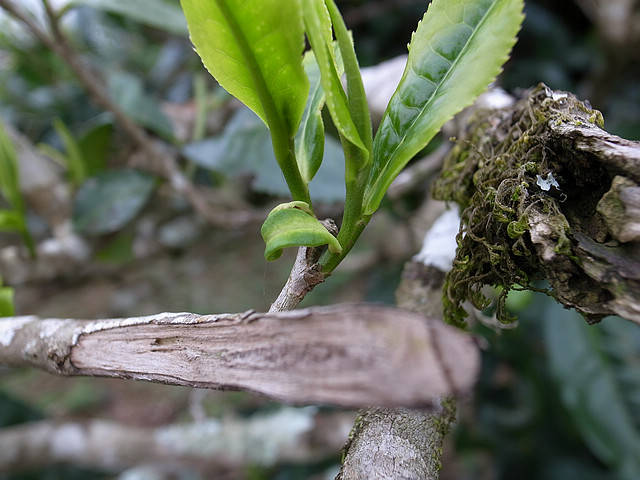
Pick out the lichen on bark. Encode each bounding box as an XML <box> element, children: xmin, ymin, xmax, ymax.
<box><xmin>434</xmin><ymin>83</ymin><xmax>640</xmax><ymax>327</ymax></box>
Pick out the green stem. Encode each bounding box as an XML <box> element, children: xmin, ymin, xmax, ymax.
<box><xmin>320</xmin><ymin>146</ymin><xmax>370</xmax><ymax>273</ymax></box>
<box><xmin>272</xmin><ymin>136</ymin><xmax>311</xmax><ymax>204</ymax></box>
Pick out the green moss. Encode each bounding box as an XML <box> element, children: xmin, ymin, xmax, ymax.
<box><xmin>433</xmin><ymin>84</ymin><xmax>603</xmax><ymax>327</ymax></box>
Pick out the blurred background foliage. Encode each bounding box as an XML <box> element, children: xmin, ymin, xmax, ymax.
<box><xmin>0</xmin><ymin>0</ymin><xmax>639</xmax><ymax>479</ymax></box>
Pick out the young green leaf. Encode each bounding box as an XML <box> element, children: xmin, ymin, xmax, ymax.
<box><xmin>261</xmin><ymin>201</ymin><xmax>342</xmax><ymax>261</ymax></box>
<box><xmin>302</xmin><ymin>0</ymin><xmax>366</xmax><ymax>159</ymax></box>
<box><xmin>295</xmin><ymin>51</ymin><xmax>327</xmax><ymax>183</ymax></box>
<box><xmin>325</xmin><ymin>0</ymin><xmax>372</xmax><ymax>158</ymax></box>
<box><xmin>181</xmin><ymin>0</ymin><xmax>308</xmax><ymax>138</ymax></box>
<box><xmin>363</xmin><ymin>0</ymin><xmax>524</xmax><ymax>214</ymax></box>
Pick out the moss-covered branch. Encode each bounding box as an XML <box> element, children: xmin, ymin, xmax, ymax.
<box><xmin>434</xmin><ymin>83</ymin><xmax>640</xmax><ymax>326</ymax></box>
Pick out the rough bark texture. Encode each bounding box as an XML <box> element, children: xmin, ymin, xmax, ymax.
<box><xmin>338</xmin><ymin>208</ymin><xmax>465</xmax><ymax>480</ymax></box>
<box><xmin>434</xmin><ymin>84</ymin><xmax>640</xmax><ymax>326</ymax></box>
<box><xmin>0</xmin><ymin>409</ymin><xmax>354</xmax><ymax>473</ymax></box>
<box><xmin>0</xmin><ymin>304</ymin><xmax>478</xmax><ymax>408</ymax></box>
<box><xmin>337</xmin><ymin>402</ymin><xmax>456</xmax><ymax>480</ymax></box>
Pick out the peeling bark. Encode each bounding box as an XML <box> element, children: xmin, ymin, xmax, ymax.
<box><xmin>434</xmin><ymin>84</ymin><xmax>640</xmax><ymax>325</ymax></box>
<box><xmin>0</xmin><ymin>304</ymin><xmax>478</xmax><ymax>408</ymax></box>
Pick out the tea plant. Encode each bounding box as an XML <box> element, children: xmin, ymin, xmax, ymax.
<box><xmin>182</xmin><ymin>0</ymin><xmax>523</xmax><ymax>273</ymax></box>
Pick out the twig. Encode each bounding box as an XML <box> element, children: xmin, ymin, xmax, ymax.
<box><xmin>0</xmin><ymin>304</ymin><xmax>478</xmax><ymax>407</ymax></box>
<box><xmin>268</xmin><ymin>247</ymin><xmax>326</xmax><ymax>312</ymax></box>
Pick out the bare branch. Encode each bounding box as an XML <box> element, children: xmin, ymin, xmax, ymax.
<box><xmin>0</xmin><ymin>304</ymin><xmax>478</xmax><ymax>408</ymax></box>
<box><xmin>0</xmin><ymin>409</ymin><xmax>354</xmax><ymax>473</ymax></box>
<box><xmin>338</xmin><ymin>208</ymin><xmax>466</xmax><ymax>480</ymax></box>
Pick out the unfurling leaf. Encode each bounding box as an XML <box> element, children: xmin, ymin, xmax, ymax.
<box><xmin>261</xmin><ymin>201</ymin><xmax>342</xmax><ymax>261</ymax></box>
<box><xmin>363</xmin><ymin>0</ymin><xmax>524</xmax><ymax>214</ymax></box>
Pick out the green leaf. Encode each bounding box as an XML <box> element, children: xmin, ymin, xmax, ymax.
<box><xmin>544</xmin><ymin>302</ymin><xmax>640</xmax><ymax>478</ymax></box>
<box><xmin>181</xmin><ymin>0</ymin><xmax>308</xmax><ymax>138</ymax></box>
<box><xmin>325</xmin><ymin>0</ymin><xmax>372</xmax><ymax>158</ymax></box>
<box><xmin>78</xmin><ymin>118</ymin><xmax>113</xmax><ymax>176</ymax></box>
<box><xmin>302</xmin><ymin>0</ymin><xmax>366</xmax><ymax>156</ymax></box>
<box><xmin>0</xmin><ymin>121</ymin><xmax>22</xmax><ymax>212</ymax></box>
<box><xmin>0</xmin><ymin>122</ymin><xmax>34</xmax><ymax>255</ymax></box>
<box><xmin>363</xmin><ymin>0</ymin><xmax>524</xmax><ymax>214</ymax></box>
<box><xmin>107</xmin><ymin>72</ymin><xmax>174</xmax><ymax>140</ymax></box>
<box><xmin>73</xmin><ymin>169</ymin><xmax>156</xmax><ymax>235</ymax></box>
<box><xmin>0</xmin><ymin>286</ymin><xmax>14</xmax><ymax>317</ymax></box>
<box><xmin>0</xmin><ymin>209</ymin><xmax>24</xmax><ymax>232</ymax></box>
<box><xmin>261</xmin><ymin>201</ymin><xmax>342</xmax><ymax>261</ymax></box>
<box><xmin>70</xmin><ymin>0</ymin><xmax>189</xmax><ymax>36</ymax></box>
<box><xmin>52</xmin><ymin>118</ymin><xmax>86</xmax><ymax>185</ymax></box>
<box><xmin>295</xmin><ymin>51</ymin><xmax>327</xmax><ymax>183</ymax></box>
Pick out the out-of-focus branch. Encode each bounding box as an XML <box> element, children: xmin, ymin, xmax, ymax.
<box><xmin>575</xmin><ymin>0</ymin><xmax>640</xmax><ymax>48</ymax></box>
<box><xmin>0</xmin><ymin>304</ymin><xmax>478</xmax><ymax>407</ymax></box>
<box><xmin>0</xmin><ymin>409</ymin><xmax>355</xmax><ymax>473</ymax></box>
<box><xmin>0</xmin><ymin>0</ymin><xmax>260</xmax><ymax>228</ymax></box>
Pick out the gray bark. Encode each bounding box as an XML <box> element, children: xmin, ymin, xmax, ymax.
<box><xmin>434</xmin><ymin>84</ymin><xmax>640</xmax><ymax>325</ymax></box>
<box><xmin>0</xmin><ymin>408</ymin><xmax>354</xmax><ymax>473</ymax></box>
<box><xmin>338</xmin><ymin>208</ymin><xmax>464</xmax><ymax>480</ymax></box>
<box><xmin>0</xmin><ymin>304</ymin><xmax>478</xmax><ymax>408</ymax></box>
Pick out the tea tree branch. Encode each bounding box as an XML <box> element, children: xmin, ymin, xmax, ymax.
<box><xmin>0</xmin><ymin>305</ymin><xmax>478</xmax><ymax>407</ymax></box>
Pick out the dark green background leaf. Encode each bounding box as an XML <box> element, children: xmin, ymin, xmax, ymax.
<box><xmin>544</xmin><ymin>303</ymin><xmax>640</xmax><ymax>478</ymax></box>
<box><xmin>70</xmin><ymin>0</ymin><xmax>189</xmax><ymax>35</ymax></box>
<box><xmin>73</xmin><ymin>169</ymin><xmax>156</xmax><ymax>235</ymax></box>
<box><xmin>183</xmin><ymin>108</ymin><xmax>345</xmax><ymax>202</ymax></box>
<box><xmin>107</xmin><ymin>72</ymin><xmax>174</xmax><ymax>140</ymax></box>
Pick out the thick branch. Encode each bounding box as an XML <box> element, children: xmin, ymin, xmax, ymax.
<box><xmin>0</xmin><ymin>304</ymin><xmax>477</xmax><ymax>408</ymax></box>
<box><xmin>338</xmin><ymin>208</ymin><xmax>468</xmax><ymax>480</ymax></box>
<box><xmin>0</xmin><ymin>409</ymin><xmax>354</xmax><ymax>473</ymax></box>
<box><xmin>434</xmin><ymin>84</ymin><xmax>640</xmax><ymax>325</ymax></box>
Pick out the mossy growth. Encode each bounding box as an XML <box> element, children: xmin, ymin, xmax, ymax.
<box><xmin>433</xmin><ymin>84</ymin><xmax>607</xmax><ymax>327</ymax></box>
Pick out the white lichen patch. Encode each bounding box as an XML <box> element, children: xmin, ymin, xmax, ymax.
<box><xmin>38</xmin><ymin>319</ymin><xmax>68</xmax><ymax>339</ymax></box>
<box><xmin>72</xmin><ymin>312</ymin><xmax>205</xmax><ymax>345</ymax></box>
<box><xmin>536</xmin><ymin>172</ymin><xmax>560</xmax><ymax>191</ymax></box>
<box><xmin>414</xmin><ymin>207</ymin><xmax>460</xmax><ymax>272</ymax></box>
<box><xmin>0</xmin><ymin>316</ymin><xmax>36</xmax><ymax>346</ymax></box>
